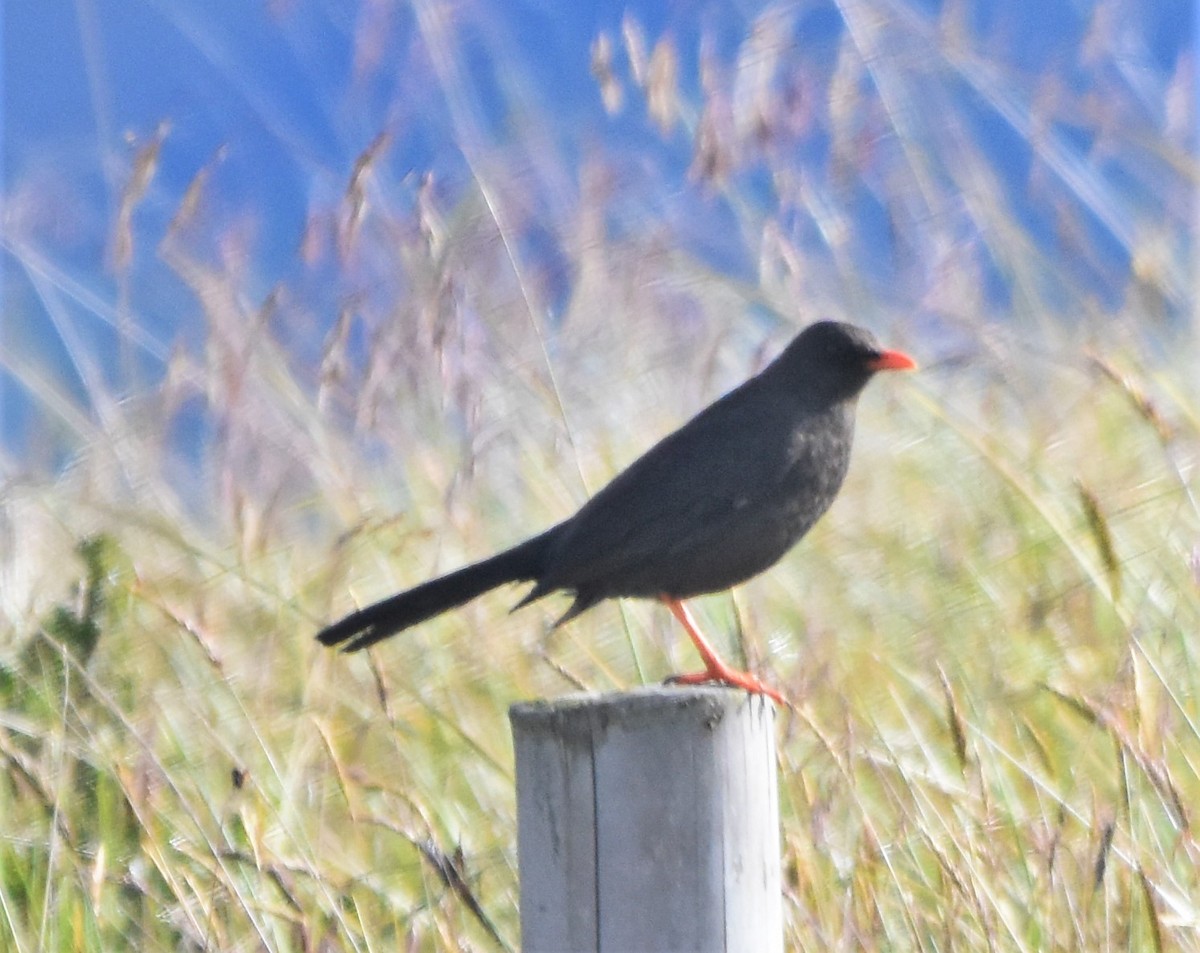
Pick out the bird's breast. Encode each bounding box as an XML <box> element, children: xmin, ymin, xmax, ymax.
<box><xmin>774</xmin><ymin>410</ymin><xmax>855</xmax><ymax>532</ymax></box>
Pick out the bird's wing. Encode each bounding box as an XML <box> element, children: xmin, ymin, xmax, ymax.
<box><xmin>539</xmin><ymin>387</ymin><xmax>827</xmax><ymax>593</ymax></box>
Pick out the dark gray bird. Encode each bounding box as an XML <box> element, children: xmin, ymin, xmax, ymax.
<box><xmin>317</xmin><ymin>320</ymin><xmax>916</xmax><ymax>702</ymax></box>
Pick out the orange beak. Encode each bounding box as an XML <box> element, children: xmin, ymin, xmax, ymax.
<box><xmin>868</xmin><ymin>349</ymin><xmax>917</xmax><ymax>372</ymax></box>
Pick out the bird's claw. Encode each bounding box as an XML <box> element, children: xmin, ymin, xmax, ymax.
<box><xmin>664</xmin><ymin>667</ymin><xmax>788</xmax><ymax>707</ymax></box>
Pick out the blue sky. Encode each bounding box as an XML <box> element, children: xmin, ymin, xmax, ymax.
<box><xmin>1</xmin><ymin>0</ymin><xmax>1194</xmax><ymax>467</ymax></box>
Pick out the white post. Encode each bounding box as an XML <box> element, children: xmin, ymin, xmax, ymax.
<box><xmin>510</xmin><ymin>686</ymin><xmax>782</xmax><ymax>953</ymax></box>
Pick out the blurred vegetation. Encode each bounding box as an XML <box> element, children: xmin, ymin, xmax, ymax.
<box><xmin>1</xmin><ymin>2</ymin><xmax>1196</xmax><ymax>951</ymax></box>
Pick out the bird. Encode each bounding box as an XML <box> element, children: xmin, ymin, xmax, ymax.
<box><xmin>317</xmin><ymin>320</ymin><xmax>916</xmax><ymax>704</ymax></box>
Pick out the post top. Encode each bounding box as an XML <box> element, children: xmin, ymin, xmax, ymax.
<box><xmin>509</xmin><ymin>685</ymin><xmax>774</xmax><ymax>739</ymax></box>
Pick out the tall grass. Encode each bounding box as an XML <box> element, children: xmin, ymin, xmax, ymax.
<box><xmin>2</xmin><ymin>2</ymin><xmax>1196</xmax><ymax>950</ymax></box>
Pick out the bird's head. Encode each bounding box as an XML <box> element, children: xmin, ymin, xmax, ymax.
<box><xmin>770</xmin><ymin>320</ymin><xmax>917</xmax><ymax>403</ymax></box>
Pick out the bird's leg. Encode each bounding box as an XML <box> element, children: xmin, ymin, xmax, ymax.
<box><xmin>661</xmin><ymin>597</ymin><xmax>786</xmax><ymax>706</ymax></box>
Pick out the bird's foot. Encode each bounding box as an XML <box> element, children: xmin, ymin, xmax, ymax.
<box><xmin>665</xmin><ymin>664</ymin><xmax>787</xmax><ymax>707</ymax></box>
<box><xmin>660</xmin><ymin>596</ymin><xmax>788</xmax><ymax>706</ymax></box>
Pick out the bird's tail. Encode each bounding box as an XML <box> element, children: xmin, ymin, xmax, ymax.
<box><xmin>316</xmin><ymin>528</ymin><xmax>557</xmax><ymax>652</ymax></box>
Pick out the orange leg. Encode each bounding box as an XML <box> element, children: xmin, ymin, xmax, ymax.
<box><xmin>661</xmin><ymin>597</ymin><xmax>786</xmax><ymax>706</ymax></box>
